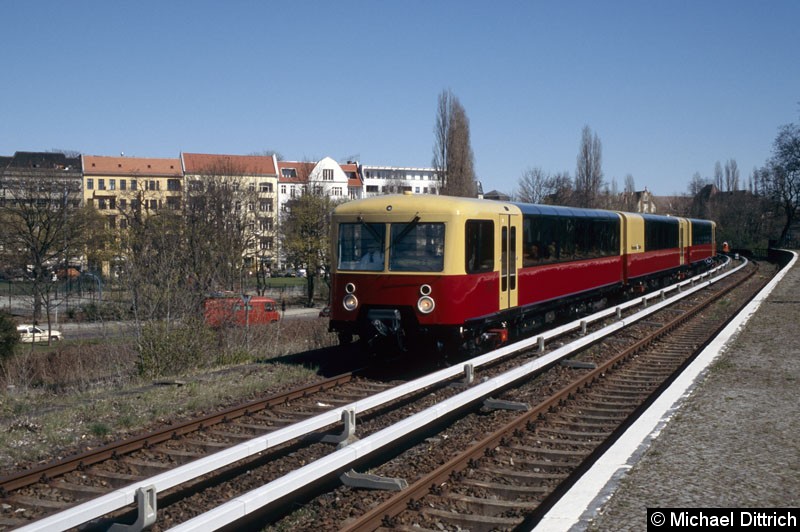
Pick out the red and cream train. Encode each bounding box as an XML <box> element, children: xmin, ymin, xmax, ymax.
<box><xmin>328</xmin><ymin>193</ymin><xmax>716</xmax><ymax>354</ymax></box>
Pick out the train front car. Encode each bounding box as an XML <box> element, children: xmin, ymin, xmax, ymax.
<box><xmin>329</xmin><ymin>193</ymin><xmax>515</xmax><ymax>354</ymax></box>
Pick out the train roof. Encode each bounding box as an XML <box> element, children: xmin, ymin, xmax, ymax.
<box><xmin>333</xmin><ymin>193</ymin><xmax>513</xmax><ymax>216</ymax></box>
<box><xmin>510</xmin><ymin>202</ymin><xmax>620</xmax><ymax>220</ymax></box>
<box><xmin>639</xmin><ymin>213</ymin><xmax>681</xmax><ymax>224</ymax></box>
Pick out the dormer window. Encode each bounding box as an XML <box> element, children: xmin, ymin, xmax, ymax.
<box><xmin>281</xmin><ymin>168</ymin><xmax>297</xmax><ymax>178</ymax></box>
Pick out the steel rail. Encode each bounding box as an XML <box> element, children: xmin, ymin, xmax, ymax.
<box><xmin>167</xmin><ymin>259</ymin><xmax>743</xmax><ymax>532</ymax></box>
<box><xmin>0</xmin><ymin>372</ymin><xmax>356</xmax><ymax>494</ymax></box>
<box><xmin>342</xmin><ymin>261</ymin><xmax>758</xmax><ymax>531</ymax></box>
<box><xmin>13</xmin><ymin>257</ymin><xmax>738</xmax><ymax>531</ymax></box>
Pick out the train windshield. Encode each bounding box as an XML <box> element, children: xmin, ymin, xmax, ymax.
<box><xmin>389</xmin><ymin>222</ymin><xmax>445</xmax><ymax>272</ymax></box>
<box><xmin>337</xmin><ymin>222</ymin><xmax>386</xmax><ymax>271</ymax></box>
<box><xmin>337</xmin><ymin>221</ymin><xmax>445</xmax><ymax>272</ymax></box>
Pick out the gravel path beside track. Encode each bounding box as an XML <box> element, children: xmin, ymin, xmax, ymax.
<box><xmin>587</xmin><ymin>258</ymin><xmax>800</xmax><ymax>531</ymax></box>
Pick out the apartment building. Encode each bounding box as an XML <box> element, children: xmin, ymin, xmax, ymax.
<box><xmin>82</xmin><ymin>155</ymin><xmax>183</xmax><ymax>230</ymax></box>
<box><xmin>181</xmin><ymin>152</ymin><xmax>280</xmax><ymax>269</ymax></box>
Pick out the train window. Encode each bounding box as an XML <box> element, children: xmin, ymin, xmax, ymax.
<box><xmin>337</xmin><ymin>222</ymin><xmax>386</xmax><ymax>271</ymax></box>
<box><xmin>523</xmin><ymin>214</ymin><xmax>621</xmax><ymax>267</ymax></box>
<box><xmin>691</xmin><ymin>221</ymin><xmax>712</xmax><ymax>245</ymax></box>
<box><xmin>465</xmin><ymin>220</ymin><xmax>494</xmax><ymax>273</ymax></box>
<box><xmin>389</xmin><ymin>222</ymin><xmax>445</xmax><ymax>272</ymax></box>
<box><xmin>644</xmin><ymin>218</ymin><xmax>679</xmax><ymax>250</ymax></box>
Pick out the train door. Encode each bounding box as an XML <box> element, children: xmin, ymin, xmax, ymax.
<box><xmin>678</xmin><ymin>219</ymin><xmax>688</xmax><ymax>265</ymax></box>
<box><xmin>499</xmin><ymin>214</ymin><xmax>520</xmax><ymax>310</ymax></box>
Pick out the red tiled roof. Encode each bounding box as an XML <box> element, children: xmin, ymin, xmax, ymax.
<box><xmin>277</xmin><ymin>161</ymin><xmax>316</xmax><ymax>183</ymax></box>
<box><xmin>340</xmin><ymin>162</ymin><xmax>362</xmax><ymax>187</ymax></box>
<box><xmin>83</xmin><ymin>155</ymin><xmax>182</xmax><ymax>176</ymax></box>
<box><xmin>181</xmin><ymin>153</ymin><xmax>277</xmax><ymax>176</ymax></box>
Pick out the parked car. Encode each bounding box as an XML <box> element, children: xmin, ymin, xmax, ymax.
<box><xmin>17</xmin><ymin>325</ymin><xmax>63</xmax><ymax>343</ymax></box>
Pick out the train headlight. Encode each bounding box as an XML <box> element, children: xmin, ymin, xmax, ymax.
<box><xmin>417</xmin><ymin>295</ymin><xmax>435</xmax><ymax>314</ymax></box>
<box><xmin>343</xmin><ymin>293</ymin><xmax>358</xmax><ymax>311</ymax></box>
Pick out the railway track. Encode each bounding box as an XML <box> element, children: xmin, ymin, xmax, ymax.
<box><xmin>333</xmin><ymin>260</ymin><xmax>770</xmax><ymax>531</ymax></box>
<box><xmin>0</xmin><ymin>257</ymin><xmax>772</xmax><ymax>531</ymax></box>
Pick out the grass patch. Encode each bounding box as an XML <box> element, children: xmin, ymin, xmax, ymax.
<box><xmin>0</xmin><ymin>317</ymin><xmax>334</xmax><ymax>472</ymax></box>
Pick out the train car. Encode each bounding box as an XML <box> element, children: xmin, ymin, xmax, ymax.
<box><xmin>204</xmin><ymin>296</ymin><xmax>281</xmax><ymax>327</ymax></box>
<box><xmin>687</xmin><ymin>218</ymin><xmax>716</xmax><ymax>265</ymax></box>
<box><xmin>619</xmin><ymin>213</ymin><xmax>688</xmax><ymax>289</ymax></box>
<box><xmin>328</xmin><ymin>193</ymin><xmax>716</xmax><ymax>354</ymax></box>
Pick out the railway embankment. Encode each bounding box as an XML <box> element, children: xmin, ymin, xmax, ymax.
<box><xmin>555</xmin><ymin>252</ymin><xmax>799</xmax><ymax>531</ymax></box>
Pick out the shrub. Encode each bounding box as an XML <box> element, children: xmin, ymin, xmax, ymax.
<box><xmin>0</xmin><ymin>311</ymin><xmax>19</xmax><ymax>363</ymax></box>
<box><xmin>136</xmin><ymin>320</ymin><xmax>216</xmax><ymax>379</ymax></box>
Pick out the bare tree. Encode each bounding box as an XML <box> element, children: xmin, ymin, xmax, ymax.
<box><xmin>766</xmin><ymin>123</ymin><xmax>800</xmax><ymax>246</ymax></box>
<box><xmin>574</xmin><ymin>125</ymin><xmax>603</xmax><ymax>208</ymax></box>
<box><xmin>724</xmin><ymin>159</ymin><xmax>740</xmax><ymax>191</ymax></box>
<box><xmin>433</xmin><ymin>89</ymin><xmax>477</xmax><ymax>197</ymax></box>
<box><xmin>183</xmin><ymin>160</ymin><xmax>262</xmax><ymax>293</ymax></box>
<box><xmin>515</xmin><ymin>167</ymin><xmax>550</xmax><ymax>203</ymax></box>
<box><xmin>250</xmin><ymin>149</ymin><xmax>284</xmax><ymax>161</ymax></box>
<box><xmin>714</xmin><ymin>161</ymin><xmax>724</xmax><ymax>191</ymax></box>
<box><xmin>0</xmin><ymin>177</ymin><xmax>94</xmax><ymax>329</ymax></box>
<box><xmin>623</xmin><ymin>174</ymin><xmax>636</xmax><ymax>195</ymax></box>
<box><xmin>688</xmin><ymin>172</ymin><xmax>708</xmax><ymax>196</ymax></box>
<box><xmin>545</xmin><ymin>171</ymin><xmax>574</xmax><ymax>205</ymax></box>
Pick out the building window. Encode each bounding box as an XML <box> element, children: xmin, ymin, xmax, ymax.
<box><xmin>282</xmin><ymin>168</ymin><xmax>297</xmax><ymax>178</ymax></box>
<box><xmin>167</xmin><ymin>179</ymin><xmax>181</xmax><ymax>191</ymax></box>
<box><xmin>98</xmin><ymin>179</ymin><xmax>105</xmax><ymax>190</ymax></box>
<box><xmin>110</xmin><ymin>179</ymin><xmax>116</xmax><ymax>191</ymax></box>
<box><xmin>149</xmin><ymin>199</ymin><xmax>158</xmax><ymax>210</ymax></box>
<box><xmin>131</xmin><ymin>179</ymin><xmax>137</xmax><ymax>190</ymax></box>
<box><xmin>98</xmin><ymin>198</ymin><xmax>107</xmax><ymax>209</ymax></box>
<box><xmin>119</xmin><ymin>199</ymin><xmax>127</xmax><ymax>210</ymax></box>
<box><xmin>149</xmin><ymin>180</ymin><xmax>158</xmax><ymax>191</ymax></box>
<box><xmin>280</xmin><ymin>185</ymin><xmax>286</xmax><ymax>195</ymax></box>
<box><xmin>332</xmin><ymin>187</ymin><xmax>343</xmax><ymax>196</ymax></box>
<box><xmin>259</xmin><ymin>199</ymin><xmax>273</xmax><ymax>212</ymax></box>
<box><xmin>259</xmin><ymin>182</ymin><xmax>273</xmax><ymax>193</ymax></box>
<box><xmin>248</xmin><ymin>183</ymin><xmax>255</xmax><ymax>192</ymax></box>
<box><xmin>120</xmin><ymin>179</ymin><xmax>126</xmax><ymax>191</ymax></box>
<box><xmin>366</xmin><ymin>185</ymin><xmax>379</xmax><ymax>193</ymax></box>
<box><xmin>323</xmin><ymin>169</ymin><xmax>334</xmax><ymax>181</ymax></box>
<box><xmin>87</xmin><ymin>178</ymin><xmax>94</xmax><ymax>190</ymax></box>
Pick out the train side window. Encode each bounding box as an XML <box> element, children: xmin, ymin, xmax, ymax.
<box><xmin>465</xmin><ymin>220</ymin><xmax>494</xmax><ymax>273</ymax></box>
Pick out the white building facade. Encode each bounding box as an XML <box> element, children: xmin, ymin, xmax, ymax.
<box><xmin>360</xmin><ymin>165</ymin><xmax>440</xmax><ymax>196</ymax></box>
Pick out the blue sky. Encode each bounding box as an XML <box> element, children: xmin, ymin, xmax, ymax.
<box><xmin>2</xmin><ymin>1</ymin><xmax>798</xmax><ymax>196</ymax></box>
